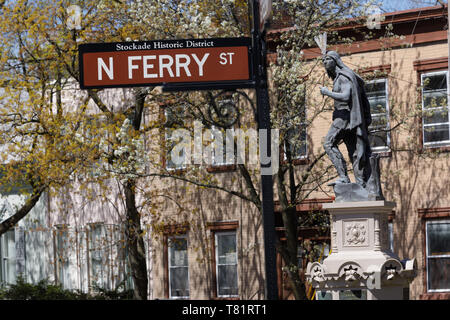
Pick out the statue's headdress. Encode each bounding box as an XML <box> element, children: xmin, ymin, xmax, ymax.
<box><xmin>314</xmin><ymin>33</ymin><xmax>343</xmax><ymax>66</ymax></box>
<box><xmin>314</xmin><ymin>33</ymin><xmax>361</xmax><ymax>83</ymax></box>
<box><xmin>314</xmin><ymin>32</ymin><xmax>327</xmax><ymax>56</ymax></box>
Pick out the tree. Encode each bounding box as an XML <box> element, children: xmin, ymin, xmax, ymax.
<box><xmin>0</xmin><ymin>0</ymin><xmax>98</xmax><ymax>236</ymax></box>
<box><xmin>0</xmin><ymin>0</ymin><xmax>153</xmax><ymax>299</ymax></box>
<box><xmin>0</xmin><ymin>0</ymin><xmax>252</xmax><ymax>300</ymax></box>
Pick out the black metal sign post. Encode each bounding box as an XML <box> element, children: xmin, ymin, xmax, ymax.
<box><xmin>252</xmin><ymin>0</ymin><xmax>279</xmax><ymax>300</ymax></box>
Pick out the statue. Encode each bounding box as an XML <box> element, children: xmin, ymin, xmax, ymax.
<box><xmin>315</xmin><ymin>33</ymin><xmax>384</xmax><ymax>201</ymax></box>
<box><xmin>320</xmin><ymin>50</ymin><xmax>372</xmax><ymax>187</ymax></box>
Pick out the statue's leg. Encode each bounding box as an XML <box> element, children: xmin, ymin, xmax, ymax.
<box><xmin>344</xmin><ymin>132</ymin><xmax>370</xmax><ymax>187</ymax></box>
<box><xmin>323</xmin><ymin>124</ymin><xmax>350</xmax><ymax>184</ymax></box>
<box><xmin>361</xmin><ymin>142</ymin><xmax>372</xmax><ymax>183</ymax></box>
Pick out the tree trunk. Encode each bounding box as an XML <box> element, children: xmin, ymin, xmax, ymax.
<box><xmin>280</xmin><ymin>207</ymin><xmax>307</xmax><ymax>300</ymax></box>
<box><xmin>283</xmin><ymin>259</ymin><xmax>307</xmax><ymax>300</ymax></box>
<box><xmin>124</xmin><ymin>179</ymin><xmax>148</xmax><ymax>300</ymax></box>
<box><xmin>276</xmin><ymin>164</ymin><xmax>307</xmax><ymax>300</ymax></box>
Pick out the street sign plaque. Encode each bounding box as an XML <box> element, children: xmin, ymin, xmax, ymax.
<box><xmin>78</xmin><ymin>38</ymin><xmax>252</xmax><ymax>90</ymax></box>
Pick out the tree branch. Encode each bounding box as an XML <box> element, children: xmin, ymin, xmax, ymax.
<box><xmin>146</xmin><ymin>171</ymin><xmax>260</xmax><ymax>209</ymax></box>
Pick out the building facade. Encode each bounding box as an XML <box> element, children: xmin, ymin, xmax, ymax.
<box><xmin>0</xmin><ymin>5</ymin><xmax>449</xmax><ymax>300</ymax></box>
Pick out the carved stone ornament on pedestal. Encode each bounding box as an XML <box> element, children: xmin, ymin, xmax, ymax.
<box><xmin>344</xmin><ymin>220</ymin><xmax>368</xmax><ymax>247</ymax></box>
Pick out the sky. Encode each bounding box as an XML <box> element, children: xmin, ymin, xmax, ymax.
<box><xmin>378</xmin><ymin>0</ymin><xmax>447</xmax><ymax>13</ymax></box>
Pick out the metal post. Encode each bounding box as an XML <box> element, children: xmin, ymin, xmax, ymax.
<box><xmin>252</xmin><ymin>0</ymin><xmax>278</xmax><ymax>300</ymax></box>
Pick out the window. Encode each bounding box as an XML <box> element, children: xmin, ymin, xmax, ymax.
<box><xmin>55</xmin><ymin>225</ymin><xmax>71</xmax><ymax>289</ymax></box>
<box><xmin>365</xmin><ymin>79</ymin><xmax>390</xmax><ymax>151</ymax></box>
<box><xmin>87</xmin><ymin>224</ymin><xmax>132</xmax><ymax>292</ymax></box>
<box><xmin>425</xmin><ymin>220</ymin><xmax>450</xmax><ymax>292</ymax></box>
<box><xmin>215</xmin><ymin>231</ymin><xmax>238</xmax><ymax>297</ymax></box>
<box><xmin>421</xmin><ymin>71</ymin><xmax>450</xmax><ymax>147</ymax></box>
<box><xmin>89</xmin><ymin>223</ymin><xmax>109</xmax><ymax>290</ymax></box>
<box><xmin>168</xmin><ymin>236</ymin><xmax>190</xmax><ymax>299</ymax></box>
<box><xmin>0</xmin><ymin>229</ymin><xmax>16</xmax><ymax>285</ymax></box>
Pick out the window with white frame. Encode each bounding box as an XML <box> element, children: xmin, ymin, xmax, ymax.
<box><xmin>421</xmin><ymin>71</ymin><xmax>450</xmax><ymax>147</ymax></box>
<box><xmin>0</xmin><ymin>229</ymin><xmax>16</xmax><ymax>285</ymax></box>
<box><xmin>55</xmin><ymin>226</ymin><xmax>71</xmax><ymax>289</ymax></box>
<box><xmin>365</xmin><ymin>79</ymin><xmax>390</xmax><ymax>151</ymax></box>
<box><xmin>426</xmin><ymin>220</ymin><xmax>450</xmax><ymax>292</ymax></box>
<box><xmin>89</xmin><ymin>223</ymin><xmax>133</xmax><ymax>292</ymax></box>
<box><xmin>215</xmin><ymin>231</ymin><xmax>238</xmax><ymax>297</ymax></box>
<box><xmin>89</xmin><ymin>223</ymin><xmax>109</xmax><ymax>290</ymax></box>
<box><xmin>168</xmin><ymin>236</ymin><xmax>190</xmax><ymax>299</ymax></box>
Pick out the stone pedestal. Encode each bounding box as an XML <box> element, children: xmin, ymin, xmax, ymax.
<box><xmin>306</xmin><ymin>200</ymin><xmax>417</xmax><ymax>300</ymax></box>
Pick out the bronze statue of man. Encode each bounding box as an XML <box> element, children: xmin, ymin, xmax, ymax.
<box><xmin>319</xmin><ymin>51</ymin><xmax>372</xmax><ymax>187</ymax></box>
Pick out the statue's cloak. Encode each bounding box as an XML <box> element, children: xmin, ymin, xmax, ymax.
<box><xmin>337</xmin><ymin>67</ymin><xmax>372</xmax><ymax>170</ymax></box>
<box><xmin>336</xmin><ymin>68</ymin><xmax>372</xmax><ymax>138</ymax></box>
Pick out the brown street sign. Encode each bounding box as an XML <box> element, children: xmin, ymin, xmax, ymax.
<box><xmin>78</xmin><ymin>37</ymin><xmax>252</xmax><ymax>89</ymax></box>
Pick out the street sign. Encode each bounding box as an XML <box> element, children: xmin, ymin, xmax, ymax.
<box><xmin>259</xmin><ymin>0</ymin><xmax>272</xmax><ymax>31</ymax></box>
<box><xmin>78</xmin><ymin>38</ymin><xmax>252</xmax><ymax>90</ymax></box>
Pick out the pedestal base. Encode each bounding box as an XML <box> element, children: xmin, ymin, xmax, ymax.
<box><xmin>333</xmin><ymin>183</ymin><xmax>384</xmax><ymax>203</ymax></box>
<box><xmin>306</xmin><ymin>200</ymin><xmax>417</xmax><ymax>300</ymax></box>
